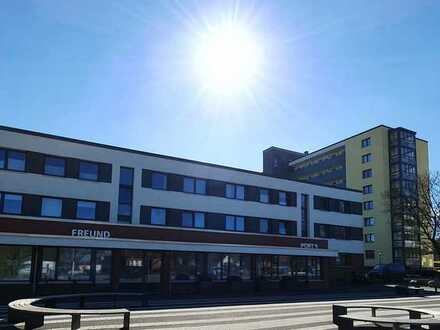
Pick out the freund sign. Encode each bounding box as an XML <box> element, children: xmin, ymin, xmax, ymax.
<box><xmin>71</xmin><ymin>228</ymin><xmax>111</xmax><ymax>239</ymax></box>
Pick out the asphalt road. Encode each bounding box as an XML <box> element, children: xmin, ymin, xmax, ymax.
<box><xmin>3</xmin><ymin>294</ymin><xmax>440</xmax><ymax>329</ymax></box>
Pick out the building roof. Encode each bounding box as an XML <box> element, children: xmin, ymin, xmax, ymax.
<box><xmin>0</xmin><ymin>125</ymin><xmax>362</xmax><ymax>193</ymax></box>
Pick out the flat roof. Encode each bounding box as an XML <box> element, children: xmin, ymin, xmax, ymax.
<box><xmin>0</xmin><ymin>125</ymin><xmax>362</xmax><ymax>193</ymax></box>
<box><xmin>288</xmin><ymin>124</ymin><xmax>428</xmax><ymax>164</ymax></box>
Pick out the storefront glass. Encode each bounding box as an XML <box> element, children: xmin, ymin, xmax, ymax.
<box><xmin>171</xmin><ymin>253</ymin><xmax>197</xmax><ymax>281</ymax></box>
<box><xmin>0</xmin><ymin>245</ymin><xmax>32</xmax><ymax>281</ymax></box>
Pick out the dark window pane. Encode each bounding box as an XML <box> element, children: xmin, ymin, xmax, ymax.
<box><xmin>151</xmin><ymin>208</ymin><xmax>166</xmax><ymax>225</ymax></box>
<box><xmin>0</xmin><ymin>245</ymin><xmax>32</xmax><ymax>281</ymax></box>
<box><xmin>7</xmin><ymin>151</ymin><xmax>25</xmax><ymax>171</ymax></box>
<box><xmin>183</xmin><ymin>177</ymin><xmax>195</xmax><ymax>193</ymax></box>
<box><xmin>146</xmin><ymin>252</ymin><xmax>161</xmax><ymax>283</ymax></box>
<box><xmin>41</xmin><ymin>198</ymin><xmax>62</xmax><ymax>217</ymax></box>
<box><xmin>236</xmin><ymin>217</ymin><xmax>245</xmax><ymax>231</ymax></box>
<box><xmin>225</xmin><ymin>215</ymin><xmax>235</xmax><ymax>230</ymax></box>
<box><xmin>95</xmin><ymin>250</ymin><xmax>112</xmax><ymax>283</ymax></box>
<box><xmin>76</xmin><ymin>201</ymin><xmax>96</xmax><ymax>220</ymax></box>
<box><xmin>120</xmin><ymin>167</ymin><xmax>134</xmax><ymax>186</ymax></box>
<box><xmin>79</xmin><ymin>161</ymin><xmax>98</xmax><ymax>181</ymax></box>
<box><xmin>118</xmin><ymin>203</ymin><xmax>131</xmax><ymax>217</ymax></box>
<box><xmin>44</xmin><ymin>157</ymin><xmax>65</xmax><ymax>176</ymax></box>
<box><xmin>182</xmin><ymin>212</ymin><xmax>193</xmax><ymax>227</ymax></box>
<box><xmin>40</xmin><ymin>247</ymin><xmax>57</xmax><ymax>281</ymax></box>
<box><xmin>194</xmin><ymin>212</ymin><xmax>205</xmax><ymax>228</ymax></box>
<box><xmin>120</xmin><ymin>250</ymin><xmax>144</xmax><ymax>283</ymax></box>
<box><xmin>118</xmin><ymin>187</ymin><xmax>132</xmax><ymax>204</ymax></box>
<box><xmin>236</xmin><ymin>185</ymin><xmax>245</xmax><ymax>200</ymax></box>
<box><xmin>3</xmin><ymin>194</ymin><xmax>22</xmax><ymax>214</ymax></box>
<box><xmin>207</xmin><ymin>254</ymin><xmax>224</xmax><ymax>280</ymax></box>
<box><xmin>152</xmin><ymin>173</ymin><xmax>167</xmax><ymax>190</ymax></box>
<box><xmin>56</xmin><ymin>248</ymin><xmax>74</xmax><ymax>280</ymax></box>
<box><xmin>0</xmin><ymin>149</ymin><xmax>5</xmax><ymax>169</ymax></box>
<box><xmin>171</xmin><ymin>253</ymin><xmax>197</xmax><ymax>281</ymax></box>
<box><xmin>279</xmin><ymin>222</ymin><xmax>287</xmax><ymax>235</ymax></box>
<box><xmin>195</xmin><ymin>179</ymin><xmax>206</xmax><ymax>194</ymax></box>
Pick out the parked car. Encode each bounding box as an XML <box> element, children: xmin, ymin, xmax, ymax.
<box><xmin>366</xmin><ymin>263</ymin><xmax>406</xmax><ymax>282</ymax></box>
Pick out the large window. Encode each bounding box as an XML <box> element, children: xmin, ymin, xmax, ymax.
<box><xmin>308</xmin><ymin>257</ymin><xmax>321</xmax><ymax>280</ymax></box>
<box><xmin>182</xmin><ymin>212</ymin><xmax>205</xmax><ymax>228</ymax></box>
<box><xmin>170</xmin><ymin>253</ymin><xmax>197</xmax><ymax>281</ymax></box>
<box><xmin>259</xmin><ymin>219</ymin><xmax>269</xmax><ymax>233</ymax></box>
<box><xmin>152</xmin><ymin>172</ymin><xmax>167</xmax><ymax>190</ymax></box>
<box><xmin>57</xmin><ymin>248</ymin><xmax>92</xmax><ymax>281</ymax></box>
<box><xmin>76</xmin><ymin>201</ymin><xmax>96</xmax><ymax>220</ymax></box>
<box><xmin>146</xmin><ymin>252</ymin><xmax>162</xmax><ymax>283</ymax></box>
<box><xmin>79</xmin><ymin>161</ymin><xmax>98</xmax><ymax>181</ymax></box>
<box><xmin>40</xmin><ymin>247</ymin><xmax>57</xmax><ymax>280</ymax></box>
<box><xmin>44</xmin><ymin>157</ymin><xmax>65</xmax><ymax>176</ymax></box>
<box><xmin>118</xmin><ymin>167</ymin><xmax>134</xmax><ymax>222</ymax></box>
<box><xmin>120</xmin><ymin>250</ymin><xmax>145</xmax><ymax>283</ymax></box>
<box><xmin>183</xmin><ymin>177</ymin><xmax>206</xmax><ymax>194</ymax></box>
<box><xmin>41</xmin><ymin>197</ymin><xmax>62</xmax><ymax>218</ymax></box>
<box><xmin>279</xmin><ymin>192</ymin><xmax>287</xmax><ymax>206</ymax></box>
<box><xmin>7</xmin><ymin>151</ymin><xmax>25</xmax><ymax>171</ymax></box>
<box><xmin>0</xmin><ymin>246</ymin><xmax>32</xmax><ymax>281</ymax></box>
<box><xmin>225</xmin><ymin>184</ymin><xmax>244</xmax><ymax>200</ymax></box>
<box><xmin>151</xmin><ymin>208</ymin><xmax>166</xmax><ymax>225</ymax></box>
<box><xmin>225</xmin><ymin>215</ymin><xmax>245</xmax><ymax>231</ymax></box>
<box><xmin>119</xmin><ymin>167</ymin><xmax>134</xmax><ymax>186</ymax></box>
<box><xmin>207</xmin><ymin>253</ymin><xmax>251</xmax><ymax>280</ymax></box>
<box><xmin>3</xmin><ymin>194</ymin><xmax>23</xmax><ymax>214</ymax></box>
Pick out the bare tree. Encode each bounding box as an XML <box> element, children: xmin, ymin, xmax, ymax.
<box><xmin>416</xmin><ymin>172</ymin><xmax>440</xmax><ymax>256</ymax></box>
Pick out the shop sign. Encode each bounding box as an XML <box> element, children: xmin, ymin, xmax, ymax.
<box><xmin>71</xmin><ymin>228</ymin><xmax>111</xmax><ymax>239</ymax></box>
<box><xmin>300</xmin><ymin>243</ymin><xmax>319</xmax><ymax>249</ymax></box>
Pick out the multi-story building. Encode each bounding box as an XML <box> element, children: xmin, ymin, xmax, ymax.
<box><xmin>0</xmin><ymin>126</ymin><xmax>363</xmax><ymax>301</ymax></box>
<box><xmin>263</xmin><ymin>125</ymin><xmax>429</xmax><ymax>269</ymax></box>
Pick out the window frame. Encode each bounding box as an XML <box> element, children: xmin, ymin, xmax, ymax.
<box><xmin>78</xmin><ymin>161</ymin><xmax>99</xmax><ymax>182</ymax></box>
<box><xmin>6</xmin><ymin>150</ymin><xmax>26</xmax><ymax>172</ymax></box>
<box><xmin>76</xmin><ymin>200</ymin><xmax>97</xmax><ymax>220</ymax></box>
<box><xmin>2</xmin><ymin>193</ymin><xmax>23</xmax><ymax>215</ymax></box>
<box><xmin>44</xmin><ymin>156</ymin><xmax>66</xmax><ymax>177</ymax></box>
<box><xmin>41</xmin><ymin>197</ymin><xmax>63</xmax><ymax>218</ymax></box>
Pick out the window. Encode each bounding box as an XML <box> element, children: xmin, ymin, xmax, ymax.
<box><xmin>119</xmin><ymin>250</ymin><xmax>145</xmax><ymax>283</ymax></box>
<box><xmin>364</xmin><ymin>217</ymin><xmax>375</xmax><ymax>226</ymax></box>
<box><xmin>182</xmin><ymin>212</ymin><xmax>193</xmax><ymax>227</ymax></box>
<box><xmin>152</xmin><ymin>172</ymin><xmax>167</xmax><ymax>190</ymax></box>
<box><xmin>76</xmin><ymin>201</ymin><xmax>96</xmax><ymax>220</ymax></box>
<box><xmin>170</xmin><ymin>253</ymin><xmax>197</xmax><ymax>281</ymax></box>
<box><xmin>194</xmin><ymin>212</ymin><xmax>205</xmax><ymax>228</ymax></box>
<box><xmin>365</xmin><ymin>233</ymin><xmax>376</xmax><ymax>242</ymax></box>
<box><xmin>195</xmin><ymin>179</ymin><xmax>206</xmax><ymax>194</ymax></box>
<box><xmin>151</xmin><ymin>208</ymin><xmax>166</xmax><ymax>225</ymax></box>
<box><xmin>118</xmin><ymin>167</ymin><xmax>134</xmax><ymax>222</ymax></box>
<box><xmin>0</xmin><ymin>149</ymin><xmax>5</xmax><ymax>169</ymax></box>
<box><xmin>361</xmin><ymin>153</ymin><xmax>372</xmax><ymax>164</ymax></box>
<box><xmin>225</xmin><ymin>215</ymin><xmax>244</xmax><ymax>231</ymax></box>
<box><xmin>279</xmin><ymin>191</ymin><xmax>287</xmax><ymax>206</ymax></box>
<box><xmin>365</xmin><ymin>250</ymin><xmax>375</xmax><ymax>259</ymax></box>
<box><xmin>0</xmin><ymin>245</ymin><xmax>32</xmax><ymax>281</ymax></box>
<box><xmin>260</xmin><ymin>219</ymin><xmax>269</xmax><ymax>233</ymax></box>
<box><xmin>3</xmin><ymin>194</ymin><xmax>22</xmax><ymax>214</ymax></box>
<box><xmin>79</xmin><ymin>161</ymin><xmax>98</xmax><ymax>181</ymax></box>
<box><xmin>44</xmin><ymin>157</ymin><xmax>65</xmax><ymax>176</ymax></box>
<box><xmin>278</xmin><ymin>221</ymin><xmax>287</xmax><ymax>235</ymax></box>
<box><xmin>119</xmin><ymin>167</ymin><xmax>134</xmax><ymax>186</ymax></box>
<box><xmin>41</xmin><ymin>198</ymin><xmax>62</xmax><ymax>218</ymax></box>
<box><xmin>225</xmin><ymin>184</ymin><xmax>244</xmax><ymax>200</ymax></box>
<box><xmin>363</xmin><ymin>201</ymin><xmax>374</xmax><ymax>210</ymax></box>
<box><xmin>361</xmin><ymin>137</ymin><xmax>371</xmax><ymax>148</ymax></box>
<box><xmin>95</xmin><ymin>250</ymin><xmax>112</xmax><ymax>283</ymax></box>
<box><xmin>363</xmin><ymin>185</ymin><xmax>373</xmax><ymax>194</ymax></box>
<box><xmin>362</xmin><ymin>169</ymin><xmax>372</xmax><ymax>178</ymax></box>
<box><xmin>40</xmin><ymin>247</ymin><xmax>57</xmax><ymax>281</ymax></box>
<box><xmin>183</xmin><ymin>177</ymin><xmax>194</xmax><ymax>193</ymax></box>
<box><xmin>259</xmin><ymin>189</ymin><xmax>269</xmax><ymax>203</ymax></box>
<box><xmin>57</xmin><ymin>248</ymin><xmax>91</xmax><ymax>281</ymax></box>
<box><xmin>7</xmin><ymin>151</ymin><xmax>25</xmax><ymax>171</ymax></box>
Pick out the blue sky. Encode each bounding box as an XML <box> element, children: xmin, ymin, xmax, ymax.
<box><xmin>1</xmin><ymin>0</ymin><xmax>439</xmax><ymax>172</ymax></box>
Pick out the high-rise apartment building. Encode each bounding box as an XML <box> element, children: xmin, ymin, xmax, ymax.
<box><xmin>263</xmin><ymin>125</ymin><xmax>429</xmax><ymax>269</ymax></box>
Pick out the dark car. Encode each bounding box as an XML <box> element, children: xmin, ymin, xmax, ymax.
<box><xmin>366</xmin><ymin>263</ymin><xmax>406</xmax><ymax>282</ymax></box>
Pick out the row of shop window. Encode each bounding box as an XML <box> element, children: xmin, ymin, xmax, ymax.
<box><xmin>0</xmin><ymin>246</ymin><xmax>322</xmax><ymax>282</ymax></box>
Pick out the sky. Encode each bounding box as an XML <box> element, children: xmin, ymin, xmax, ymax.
<box><xmin>0</xmin><ymin>0</ymin><xmax>439</xmax><ymax>172</ymax></box>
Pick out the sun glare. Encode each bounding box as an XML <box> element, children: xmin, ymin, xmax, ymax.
<box><xmin>194</xmin><ymin>22</ymin><xmax>262</xmax><ymax>95</ymax></box>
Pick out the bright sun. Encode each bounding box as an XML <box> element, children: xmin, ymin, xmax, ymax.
<box><xmin>194</xmin><ymin>22</ymin><xmax>262</xmax><ymax>95</ymax></box>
